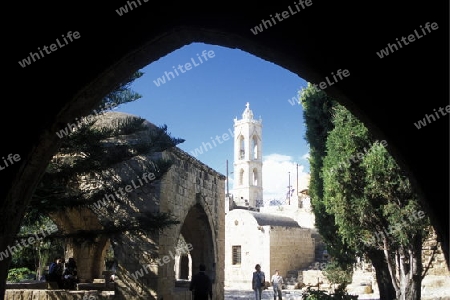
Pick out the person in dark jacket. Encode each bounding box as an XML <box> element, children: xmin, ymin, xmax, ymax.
<box><xmin>189</xmin><ymin>264</ymin><xmax>212</xmax><ymax>300</ymax></box>
<box><xmin>46</xmin><ymin>257</ymin><xmax>63</xmax><ymax>288</ymax></box>
<box><xmin>63</xmin><ymin>257</ymin><xmax>78</xmax><ymax>289</ymax></box>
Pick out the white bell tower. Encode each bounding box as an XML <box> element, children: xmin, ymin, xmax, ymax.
<box><xmin>232</xmin><ymin>102</ymin><xmax>263</xmax><ymax>208</ymax></box>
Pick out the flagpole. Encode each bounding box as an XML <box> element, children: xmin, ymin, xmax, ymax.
<box><xmin>296</xmin><ymin>163</ymin><xmax>298</xmax><ymax>198</ymax></box>
<box><xmin>226</xmin><ymin>159</ymin><xmax>229</xmax><ymax>196</ymax></box>
<box><xmin>288</xmin><ymin>171</ymin><xmax>291</xmax><ymax>205</ymax></box>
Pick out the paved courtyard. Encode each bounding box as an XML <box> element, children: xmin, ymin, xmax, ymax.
<box><xmin>225</xmin><ymin>288</ymin><xmax>303</xmax><ymax>300</ymax></box>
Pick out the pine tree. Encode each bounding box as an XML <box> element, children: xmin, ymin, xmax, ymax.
<box><xmin>23</xmin><ymin>70</ymin><xmax>184</xmax><ymax>240</ymax></box>
<box><xmin>299</xmin><ymin>83</ymin><xmax>355</xmax><ymax>267</ymax></box>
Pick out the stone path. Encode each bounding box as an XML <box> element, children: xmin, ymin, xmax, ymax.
<box><xmin>224</xmin><ymin>286</ymin><xmax>450</xmax><ymax>300</ymax></box>
<box><xmin>225</xmin><ymin>288</ymin><xmax>303</xmax><ymax>300</ymax></box>
<box><xmin>224</xmin><ymin>288</ymin><xmax>380</xmax><ymax>300</ymax></box>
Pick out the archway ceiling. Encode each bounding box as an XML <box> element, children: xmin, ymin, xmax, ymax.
<box><xmin>5</xmin><ymin>0</ymin><xmax>449</xmax><ymax>265</ymax></box>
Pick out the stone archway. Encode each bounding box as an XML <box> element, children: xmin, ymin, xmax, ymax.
<box><xmin>180</xmin><ymin>202</ymin><xmax>215</xmax><ymax>283</ymax></box>
<box><xmin>2</xmin><ymin>3</ymin><xmax>448</xmax><ymax>298</ymax></box>
<box><xmin>50</xmin><ymin>207</ymin><xmax>110</xmax><ymax>282</ymax></box>
<box><xmin>154</xmin><ymin>147</ymin><xmax>225</xmax><ymax>300</ymax></box>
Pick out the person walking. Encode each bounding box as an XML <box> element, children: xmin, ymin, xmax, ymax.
<box><xmin>252</xmin><ymin>264</ymin><xmax>265</xmax><ymax>300</ymax></box>
<box><xmin>189</xmin><ymin>263</ymin><xmax>213</xmax><ymax>300</ymax></box>
<box><xmin>271</xmin><ymin>269</ymin><xmax>284</xmax><ymax>300</ymax></box>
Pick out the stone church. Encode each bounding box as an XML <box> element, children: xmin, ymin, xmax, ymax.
<box><xmin>224</xmin><ymin>103</ymin><xmax>316</xmax><ymax>288</ymax></box>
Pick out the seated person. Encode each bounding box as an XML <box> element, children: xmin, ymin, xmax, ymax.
<box><xmin>62</xmin><ymin>257</ymin><xmax>79</xmax><ymax>289</ymax></box>
<box><xmin>46</xmin><ymin>257</ymin><xmax>63</xmax><ymax>288</ymax></box>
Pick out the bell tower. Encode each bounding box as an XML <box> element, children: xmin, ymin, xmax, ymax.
<box><xmin>232</xmin><ymin>102</ymin><xmax>263</xmax><ymax>208</ymax></box>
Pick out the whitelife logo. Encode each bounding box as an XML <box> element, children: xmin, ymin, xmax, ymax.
<box><xmin>376</xmin><ymin>22</ymin><xmax>438</xmax><ymax>59</ymax></box>
<box><xmin>189</xmin><ymin>128</ymin><xmax>234</xmax><ymax>158</ymax></box>
<box><xmin>413</xmin><ymin>104</ymin><xmax>450</xmax><ymax>129</ymax></box>
<box><xmin>363</xmin><ymin>210</ymin><xmax>426</xmax><ymax>247</ymax></box>
<box><xmin>18</xmin><ymin>31</ymin><xmax>81</xmax><ymax>68</ymax></box>
<box><xmin>130</xmin><ymin>243</ymin><xmax>193</xmax><ymax>280</ymax></box>
<box><xmin>0</xmin><ymin>224</ymin><xmax>58</xmax><ymax>261</ymax></box>
<box><xmin>326</xmin><ymin>140</ymin><xmax>388</xmax><ymax>177</ymax></box>
<box><xmin>153</xmin><ymin>50</ymin><xmax>215</xmax><ymax>87</ymax></box>
<box><xmin>250</xmin><ymin>0</ymin><xmax>313</xmax><ymax>35</ymax></box>
<box><xmin>55</xmin><ymin>102</ymin><xmax>118</xmax><ymax>139</ymax></box>
<box><xmin>0</xmin><ymin>153</ymin><xmax>21</xmax><ymax>171</ymax></box>
<box><xmin>91</xmin><ymin>172</ymin><xmax>156</xmax><ymax>210</ymax></box>
<box><xmin>288</xmin><ymin>69</ymin><xmax>351</xmax><ymax>106</ymax></box>
<box><xmin>115</xmin><ymin>0</ymin><xmax>149</xmax><ymax>16</ymax></box>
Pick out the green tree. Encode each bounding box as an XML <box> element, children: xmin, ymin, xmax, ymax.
<box><xmin>322</xmin><ymin>261</ymin><xmax>353</xmax><ymax>289</ymax></box>
<box><xmin>299</xmin><ymin>84</ymin><xmax>355</xmax><ymax>268</ymax></box>
<box><xmin>323</xmin><ymin>104</ymin><xmax>429</xmax><ymax>300</ymax></box>
<box><xmin>300</xmin><ymin>84</ymin><xmax>404</xmax><ymax>300</ymax></box>
<box><xmin>10</xmin><ymin>215</ymin><xmax>63</xmax><ymax>280</ymax></box>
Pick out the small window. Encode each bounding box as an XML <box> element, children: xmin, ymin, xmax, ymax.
<box><xmin>232</xmin><ymin>246</ymin><xmax>241</xmax><ymax>265</ymax></box>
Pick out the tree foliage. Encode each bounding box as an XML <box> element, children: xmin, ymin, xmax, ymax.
<box><xmin>301</xmin><ymin>83</ymin><xmax>431</xmax><ymax>299</ymax></box>
<box><xmin>323</xmin><ymin>261</ymin><xmax>353</xmax><ymax>287</ymax></box>
<box><xmin>322</xmin><ymin>104</ymin><xmax>429</xmax><ymax>300</ymax></box>
<box><xmin>299</xmin><ymin>84</ymin><xmax>355</xmax><ymax>267</ymax></box>
<box><xmin>9</xmin><ymin>215</ymin><xmax>64</xmax><ymax>277</ymax></box>
<box><xmin>23</xmin><ymin>70</ymin><xmax>184</xmax><ymax>240</ymax></box>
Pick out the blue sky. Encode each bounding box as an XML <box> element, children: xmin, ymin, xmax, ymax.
<box><xmin>114</xmin><ymin>42</ymin><xmax>310</xmax><ymax>200</ymax></box>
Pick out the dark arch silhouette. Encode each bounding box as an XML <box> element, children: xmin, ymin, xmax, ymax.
<box><xmin>180</xmin><ymin>203</ymin><xmax>215</xmax><ymax>281</ymax></box>
<box><xmin>3</xmin><ymin>1</ymin><xmax>448</xmax><ymax>296</ymax></box>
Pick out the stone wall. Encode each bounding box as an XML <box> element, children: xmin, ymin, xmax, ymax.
<box><xmin>269</xmin><ymin>227</ymin><xmax>315</xmax><ymax>278</ymax></box>
<box><xmin>5</xmin><ymin>289</ymin><xmax>114</xmax><ymax>300</ymax></box>
<box><xmin>301</xmin><ymin>270</ymin><xmax>329</xmax><ymax>287</ymax></box>
<box><xmin>422</xmin><ymin>226</ymin><xmax>450</xmax><ymax>276</ymax></box>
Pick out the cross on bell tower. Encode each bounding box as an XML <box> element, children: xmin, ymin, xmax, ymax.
<box><xmin>232</xmin><ymin>102</ymin><xmax>263</xmax><ymax>208</ymax></box>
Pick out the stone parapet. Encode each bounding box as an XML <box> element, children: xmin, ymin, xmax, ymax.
<box><xmin>5</xmin><ymin>289</ymin><xmax>114</xmax><ymax>300</ymax></box>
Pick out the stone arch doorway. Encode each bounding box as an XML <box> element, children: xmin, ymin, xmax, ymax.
<box><xmin>179</xmin><ymin>202</ymin><xmax>216</xmax><ymax>284</ymax></box>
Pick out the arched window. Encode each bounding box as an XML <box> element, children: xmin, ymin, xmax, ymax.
<box><xmin>239</xmin><ymin>136</ymin><xmax>245</xmax><ymax>159</ymax></box>
<box><xmin>252</xmin><ymin>136</ymin><xmax>258</xmax><ymax>159</ymax></box>
<box><xmin>253</xmin><ymin>169</ymin><xmax>258</xmax><ymax>185</ymax></box>
<box><xmin>239</xmin><ymin>169</ymin><xmax>244</xmax><ymax>185</ymax></box>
